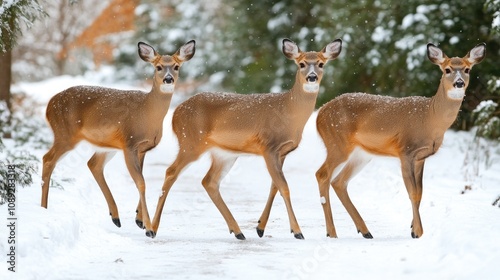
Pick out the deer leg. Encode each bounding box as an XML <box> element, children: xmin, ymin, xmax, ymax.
<box><xmin>151</xmin><ymin>150</ymin><xmax>200</xmax><ymax>237</ymax></box>
<box><xmin>201</xmin><ymin>153</ymin><xmax>243</xmax><ymax>239</ymax></box>
<box><xmin>412</xmin><ymin>159</ymin><xmax>425</xmax><ymax>212</ymax></box>
<box><xmin>414</xmin><ymin>160</ymin><xmax>425</xmax><ymax>213</ymax></box>
<box><xmin>263</xmin><ymin>152</ymin><xmax>303</xmax><ymax>239</ymax></box>
<box><xmin>256</xmin><ymin>184</ymin><xmax>278</xmax><ymax>237</ymax></box>
<box><xmin>87</xmin><ymin>152</ymin><xmax>120</xmax><ymax>227</ymax></box>
<box><xmin>401</xmin><ymin>157</ymin><xmax>425</xmax><ymax>238</ymax></box>
<box><xmin>123</xmin><ymin>149</ymin><xmax>154</xmax><ymax>238</ymax></box>
<box><xmin>135</xmin><ymin>152</ymin><xmax>147</xmax><ymax>229</ymax></box>
<box><xmin>41</xmin><ymin>141</ymin><xmax>74</xmax><ymax>208</ymax></box>
<box><xmin>256</xmin><ymin>155</ymin><xmax>284</xmax><ymax>238</ymax></box>
<box><xmin>315</xmin><ymin>155</ymin><xmax>340</xmax><ymax>238</ymax></box>
<box><xmin>331</xmin><ymin>153</ymin><xmax>372</xmax><ymax>239</ymax></box>
<box><xmin>315</xmin><ymin>142</ymin><xmax>355</xmax><ymax>238</ymax></box>
<box><xmin>135</xmin><ymin>200</ymin><xmax>143</xmax><ymax>229</ymax></box>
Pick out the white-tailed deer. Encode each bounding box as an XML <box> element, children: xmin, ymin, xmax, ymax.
<box><xmin>315</xmin><ymin>43</ymin><xmax>486</xmax><ymax>239</ymax></box>
<box><xmin>41</xmin><ymin>40</ymin><xmax>195</xmax><ymax>237</ymax></box>
<box><xmin>150</xmin><ymin>38</ymin><xmax>342</xmax><ymax>239</ymax></box>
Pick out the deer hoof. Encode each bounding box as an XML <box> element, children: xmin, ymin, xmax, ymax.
<box><xmin>256</xmin><ymin>228</ymin><xmax>264</xmax><ymax>238</ymax></box>
<box><xmin>411</xmin><ymin>232</ymin><xmax>420</xmax><ymax>239</ymax></box>
<box><xmin>294</xmin><ymin>232</ymin><xmax>305</xmax><ymax>240</ymax></box>
<box><xmin>235</xmin><ymin>233</ymin><xmax>246</xmax><ymax>240</ymax></box>
<box><xmin>111</xmin><ymin>218</ymin><xmax>121</xmax><ymax>228</ymax></box>
<box><xmin>135</xmin><ymin>219</ymin><xmax>144</xmax><ymax>229</ymax></box>
<box><xmin>146</xmin><ymin>230</ymin><xmax>156</xmax><ymax>239</ymax></box>
<box><xmin>362</xmin><ymin>232</ymin><xmax>373</xmax><ymax>239</ymax></box>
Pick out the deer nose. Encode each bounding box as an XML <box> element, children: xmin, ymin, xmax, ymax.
<box><xmin>454</xmin><ymin>79</ymin><xmax>465</xmax><ymax>88</ymax></box>
<box><xmin>163</xmin><ymin>75</ymin><xmax>174</xmax><ymax>84</ymax></box>
<box><xmin>306</xmin><ymin>73</ymin><xmax>318</xmax><ymax>83</ymax></box>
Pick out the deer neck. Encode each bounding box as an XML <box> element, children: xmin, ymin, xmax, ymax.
<box><xmin>285</xmin><ymin>73</ymin><xmax>319</xmax><ymax>120</ymax></box>
<box><xmin>146</xmin><ymin>79</ymin><xmax>174</xmax><ymax>120</ymax></box>
<box><xmin>429</xmin><ymin>80</ymin><xmax>464</xmax><ymax>130</ymax></box>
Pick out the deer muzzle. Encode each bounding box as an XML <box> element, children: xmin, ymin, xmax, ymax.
<box><xmin>306</xmin><ymin>73</ymin><xmax>318</xmax><ymax>83</ymax></box>
<box><xmin>160</xmin><ymin>73</ymin><xmax>175</xmax><ymax>93</ymax></box>
<box><xmin>454</xmin><ymin>78</ymin><xmax>465</xmax><ymax>88</ymax></box>
<box><xmin>163</xmin><ymin>74</ymin><xmax>174</xmax><ymax>84</ymax></box>
<box><xmin>448</xmin><ymin>76</ymin><xmax>466</xmax><ymax>99</ymax></box>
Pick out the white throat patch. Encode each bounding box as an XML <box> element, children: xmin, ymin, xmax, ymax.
<box><xmin>303</xmin><ymin>83</ymin><xmax>319</xmax><ymax>93</ymax></box>
<box><xmin>160</xmin><ymin>84</ymin><xmax>175</xmax><ymax>93</ymax></box>
<box><xmin>447</xmin><ymin>88</ymin><xmax>465</xmax><ymax>100</ymax></box>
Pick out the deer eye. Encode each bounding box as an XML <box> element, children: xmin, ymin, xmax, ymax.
<box><xmin>156</xmin><ymin>66</ymin><xmax>163</xmax><ymax>71</ymax></box>
<box><xmin>445</xmin><ymin>68</ymin><xmax>451</xmax><ymax>74</ymax></box>
<box><xmin>318</xmin><ymin>63</ymin><xmax>324</xmax><ymax>68</ymax></box>
<box><xmin>464</xmin><ymin>68</ymin><xmax>470</xmax><ymax>74</ymax></box>
<box><xmin>174</xmin><ymin>65</ymin><xmax>180</xmax><ymax>71</ymax></box>
<box><xmin>299</xmin><ymin>63</ymin><xmax>306</xmax><ymax>69</ymax></box>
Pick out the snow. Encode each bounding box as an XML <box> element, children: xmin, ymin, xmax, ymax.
<box><xmin>474</xmin><ymin>100</ymin><xmax>498</xmax><ymax>113</ymax></box>
<box><xmin>268</xmin><ymin>13</ymin><xmax>291</xmax><ymax>31</ymax></box>
<box><xmin>0</xmin><ymin>0</ymin><xmax>18</xmax><ymax>16</ymax></box>
<box><xmin>371</xmin><ymin>26</ymin><xmax>392</xmax><ymax>43</ymax></box>
<box><xmin>0</xmin><ymin>0</ymin><xmax>19</xmax><ymax>40</ymax></box>
<box><xmin>492</xmin><ymin>0</ymin><xmax>500</xmax><ymax>30</ymax></box>
<box><xmin>494</xmin><ymin>12</ymin><xmax>500</xmax><ymax>29</ymax></box>
<box><xmin>1</xmin><ymin>76</ymin><xmax>500</xmax><ymax>279</ymax></box>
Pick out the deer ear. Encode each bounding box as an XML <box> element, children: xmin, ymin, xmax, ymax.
<box><xmin>427</xmin><ymin>43</ymin><xmax>446</xmax><ymax>65</ymax></box>
<box><xmin>322</xmin><ymin>39</ymin><xmax>342</xmax><ymax>60</ymax></box>
<box><xmin>282</xmin><ymin>39</ymin><xmax>301</xmax><ymax>60</ymax></box>
<box><xmin>176</xmin><ymin>40</ymin><xmax>196</xmax><ymax>62</ymax></box>
<box><xmin>466</xmin><ymin>43</ymin><xmax>486</xmax><ymax>65</ymax></box>
<box><xmin>138</xmin><ymin>42</ymin><xmax>158</xmax><ymax>63</ymax></box>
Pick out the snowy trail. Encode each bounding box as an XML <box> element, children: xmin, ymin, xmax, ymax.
<box><xmin>2</xmin><ymin>77</ymin><xmax>500</xmax><ymax>279</ymax></box>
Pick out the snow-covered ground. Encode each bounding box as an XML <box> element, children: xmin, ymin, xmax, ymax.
<box><xmin>1</xmin><ymin>76</ymin><xmax>500</xmax><ymax>280</ymax></box>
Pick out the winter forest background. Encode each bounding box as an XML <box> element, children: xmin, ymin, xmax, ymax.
<box><xmin>1</xmin><ymin>0</ymin><xmax>500</xmax><ymax>203</ymax></box>
<box><xmin>0</xmin><ymin>1</ymin><xmax>500</xmax><ymax>279</ymax></box>
<box><xmin>2</xmin><ymin>0</ymin><xmax>500</xmax><ymax>126</ymax></box>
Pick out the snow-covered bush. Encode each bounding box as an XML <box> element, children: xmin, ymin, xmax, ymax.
<box><xmin>464</xmin><ymin>98</ymin><xmax>500</xmax><ymax>204</ymax></box>
<box><xmin>472</xmin><ymin>99</ymin><xmax>500</xmax><ymax>141</ymax></box>
<box><xmin>0</xmin><ymin>100</ymin><xmax>45</xmax><ymax>205</ymax></box>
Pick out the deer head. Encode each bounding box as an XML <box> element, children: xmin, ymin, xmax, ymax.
<box><xmin>282</xmin><ymin>38</ymin><xmax>342</xmax><ymax>93</ymax></box>
<box><xmin>138</xmin><ymin>40</ymin><xmax>196</xmax><ymax>93</ymax></box>
<box><xmin>427</xmin><ymin>43</ymin><xmax>486</xmax><ymax>100</ymax></box>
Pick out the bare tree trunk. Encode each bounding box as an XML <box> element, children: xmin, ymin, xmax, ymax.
<box><xmin>1</xmin><ymin>13</ymin><xmax>14</xmax><ymax>139</ymax></box>
<box><xmin>0</xmin><ymin>51</ymin><xmax>12</xmax><ymax>109</ymax></box>
<box><xmin>0</xmin><ymin>50</ymin><xmax>13</xmax><ymax>139</ymax></box>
